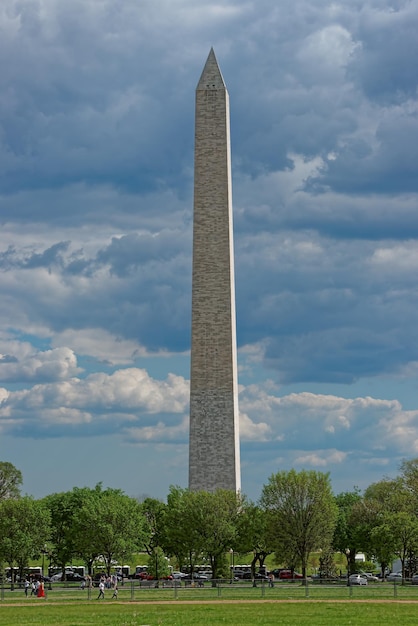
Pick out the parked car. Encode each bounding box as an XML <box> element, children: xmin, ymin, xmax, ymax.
<box><xmin>29</xmin><ymin>573</ymin><xmax>51</xmax><ymax>583</ymax></box>
<box><xmin>50</xmin><ymin>570</ymin><xmax>85</xmax><ymax>582</ymax></box>
<box><xmin>360</xmin><ymin>572</ymin><xmax>379</xmax><ymax>582</ymax></box>
<box><xmin>411</xmin><ymin>574</ymin><xmax>418</xmax><ymax>585</ymax></box>
<box><xmin>171</xmin><ymin>571</ymin><xmax>188</xmax><ymax>580</ymax></box>
<box><xmin>183</xmin><ymin>573</ymin><xmax>208</xmax><ymax>582</ymax></box>
<box><xmin>242</xmin><ymin>572</ymin><xmax>270</xmax><ymax>581</ymax></box>
<box><xmin>311</xmin><ymin>573</ymin><xmax>339</xmax><ymax>581</ymax></box>
<box><xmin>136</xmin><ymin>572</ymin><xmax>173</xmax><ymax>581</ymax></box>
<box><xmin>231</xmin><ymin>569</ymin><xmax>247</xmax><ymax>579</ymax></box>
<box><xmin>349</xmin><ymin>574</ymin><xmax>368</xmax><ymax>585</ymax></box>
<box><xmin>387</xmin><ymin>572</ymin><xmax>402</xmax><ymax>582</ymax></box>
<box><xmin>275</xmin><ymin>569</ymin><xmax>303</xmax><ymax>580</ymax></box>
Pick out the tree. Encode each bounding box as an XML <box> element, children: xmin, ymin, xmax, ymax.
<box><xmin>333</xmin><ymin>489</ymin><xmax>363</xmax><ymax>575</ymax></box>
<box><xmin>399</xmin><ymin>458</ymin><xmax>418</xmax><ymax>515</ymax></box>
<box><xmin>187</xmin><ymin>489</ymin><xmax>242</xmax><ymax>581</ymax></box>
<box><xmin>0</xmin><ymin>496</ymin><xmax>50</xmax><ymax>588</ymax></box>
<box><xmin>0</xmin><ymin>462</ymin><xmax>22</xmax><ymax>501</ymax></box>
<box><xmin>235</xmin><ymin>502</ymin><xmax>272</xmax><ymax>578</ymax></box>
<box><xmin>77</xmin><ymin>488</ymin><xmax>146</xmax><ymax>575</ymax></box>
<box><xmin>140</xmin><ymin>497</ymin><xmax>167</xmax><ymax>557</ymax></box>
<box><xmin>147</xmin><ymin>546</ymin><xmax>171</xmax><ymax>582</ymax></box>
<box><xmin>373</xmin><ymin>512</ymin><xmax>418</xmax><ymax>583</ymax></box>
<box><xmin>72</xmin><ymin>485</ymin><xmax>110</xmax><ymax>575</ymax></box>
<box><xmin>43</xmin><ymin>487</ymin><xmax>96</xmax><ymax>579</ymax></box>
<box><xmin>400</xmin><ymin>458</ymin><xmax>418</xmax><ymax>495</ymax></box>
<box><xmin>365</xmin><ymin>477</ymin><xmax>415</xmax><ymax>579</ymax></box>
<box><xmin>163</xmin><ymin>487</ymin><xmax>243</xmax><ymax>581</ymax></box>
<box><xmin>162</xmin><ymin>486</ymin><xmax>202</xmax><ymax>573</ymax></box>
<box><xmin>369</xmin><ymin>523</ymin><xmax>397</xmax><ymax>580</ymax></box>
<box><xmin>162</xmin><ymin>486</ymin><xmax>207</xmax><ymax>574</ymax></box>
<box><xmin>260</xmin><ymin>469</ymin><xmax>338</xmax><ymax>580</ymax></box>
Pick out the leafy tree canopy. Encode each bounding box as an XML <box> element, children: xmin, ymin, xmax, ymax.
<box><xmin>0</xmin><ymin>461</ymin><xmax>23</xmax><ymax>501</ymax></box>
<box><xmin>260</xmin><ymin>469</ymin><xmax>338</xmax><ymax>579</ymax></box>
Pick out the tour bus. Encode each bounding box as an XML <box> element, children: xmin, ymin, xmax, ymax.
<box><xmin>28</xmin><ymin>567</ymin><xmax>43</xmax><ymax>577</ymax></box>
<box><xmin>114</xmin><ymin>565</ymin><xmax>130</xmax><ymax>578</ymax></box>
<box><xmin>48</xmin><ymin>565</ymin><xmax>86</xmax><ymax>578</ymax></box>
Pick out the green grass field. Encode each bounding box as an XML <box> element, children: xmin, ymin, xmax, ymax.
<box><xmin>1</xmin><ymin>583</ymin><xmax>418</xmax><ymax>626</ymax></box>
<box><xmin>0</xmin><ymin>600</ymin><xmax>418</xmax><ymax>626</ymax></box>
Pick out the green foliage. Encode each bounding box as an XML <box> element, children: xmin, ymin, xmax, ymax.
<box><xmin>43</xmin><ymin>486</ymin><xmax>102</xmax><ymax>575</ymax></box>
<box><xmin>333</xmin><ymin>489</ymin><xmax>363</xmax><ymax>571</ymax></box>
<box><xmin>260</xmin><ymin>469</ymin><xmax>338</xmax><ymax>578</ymax></box>
<box><xmin>0</xmin><ymin>496</ymin><xmax>50</xmax><ymax>584</ymax></box>
<box><xmin>76</xmin><ymin>487</ymin><xmax>147</xmax><ymax>575</ymax></box>
<box><xmin>163</xmin><ymin>485</ymin><xmax>200</xmax><ymax>570</ymax></box>
<box><xmin>146</xmin><ymin>546</ymin><xmax>171</xmax><ymax>579</ymax></box>
<box><xmin>9</xmin><ymin>455</ymin><xmax>418</xmax><ymax>588</ymax></box>
<box><xmin>235</xmin><ymin>502</ymin><xmax>272</xmax><ymax>575</ymax></box>
<box><xmin>0</xmin><ymin>461</ymin><xmax>22</xmax><ymax>501</ymax></box>
<box><xmin>140</xmin><ymin>497</ymin><xmax>166</xmax><ymax>555</ymax></box>
<box><xmin>364</xmin><ymin>476</ymin><xmax>418</xmax><ymax>578</ymax></box>
<box><xmin>318</xmin><ymin>549</ymin><xmax>338</xmax><ymax>578</ymax></box>
<box><xmin>163</xmin><ymin>487</ymin><xmax>243</xmax><ymax>579</ymax></box>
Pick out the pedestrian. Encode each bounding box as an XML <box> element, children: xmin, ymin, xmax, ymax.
<box><xmin>24</xmin><ymin>579</ymin><xmax>30</xmax><ymax>597</ymax></box>
<box><xmin>97</xmin><ymin>580</ymin><xmax>105</xmax><ymax>600</ymax></box>
<box><xmin>268</xmin><ymin>573</ymin><xmax>274</xmax><ymax>588</ymax></box>
<box><xmin>112</xmin><ymin>585</ymin><xmax>118</xmax><ymax>599</ymax></box>
<box><xmin>37</xmin><ymin>581</ymin><xmax>45</xmax><ymax>598</ymax></box>
<box><xmin>30</xmin><ymin>580</ymin><xmax>36</xmax><ymax>596</ymax></box>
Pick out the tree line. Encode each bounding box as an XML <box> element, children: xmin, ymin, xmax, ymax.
<box><xmin>1</xmin><ymin>459</ymin><xmax>418</xmax><ymax>585</ymax></box>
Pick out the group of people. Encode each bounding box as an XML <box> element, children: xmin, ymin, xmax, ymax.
<box><xmin>24</xmin><ymin>578</ymin><xmax>45</xmax><ymax>598</ymax></box>
<box><xmin>23</xmin><ymin>572</ymin><xmax>120</xmax><ymax>600</ymax></box>
<box><xmin>96</xmin><ymin>574</ymin><xmax>119</xmax><ymax>600</ymax></box>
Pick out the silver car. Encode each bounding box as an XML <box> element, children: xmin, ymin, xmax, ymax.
<box><xmin>349</xmin><ymin>574</ymin><xmax>368</xmax><ymax>585</ymax></box>
<box><xmin>360</xmin><ymin>572</ymin><xmax>379</xmax><ymax>582</ymax></box>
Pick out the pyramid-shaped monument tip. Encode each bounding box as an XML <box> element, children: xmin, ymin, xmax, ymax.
<box><xmin>196</xmin><ymin>48</ymin><xmax>226</xmax><ymax>90</ymax></box>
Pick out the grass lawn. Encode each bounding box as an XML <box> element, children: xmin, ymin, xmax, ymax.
<box><xmin>1</xmin><ymin>600</ymin><xmax>418</xmax><ymax>625</ymax></box>
<box><xmin>2</xmin><ymin>581</ymin><xmax>418</xmax><ymax>625</ymax></box>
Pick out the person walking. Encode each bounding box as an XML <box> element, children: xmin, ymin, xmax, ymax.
<box><xmin>37</xmin><ymin>581</ymin><xmax>45</xmax><ymax>598</ymax></box>
<box><xmin>111</xmin><ymin>584</ymin><xmax>118</xmax><ymax>599</ymax></box>
<box><xmin>97</xmin><ymin>580</ymin><xmax>105</xmax><ymax>600</ymax></box>
<box><xmin>24</xmin><ymin>579</ymin><xmax>30</xmax><ymax>597</ymax></box>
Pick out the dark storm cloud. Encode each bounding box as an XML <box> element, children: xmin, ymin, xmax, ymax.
<box><xmin>0</xmin><ymin>242</ymin><xmax>69</xmax><ymax>270</ymax></box>
<box><xmin>349</xmin><ymin>2</ymin><xmax>418</xmax><ymax>102</ymax></box>
<box><xmin>1</xmin><ymin>0</ymin><xmax>418</xmax><ymax>499</ymax></box>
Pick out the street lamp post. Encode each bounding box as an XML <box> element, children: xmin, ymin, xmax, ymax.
<box><xmin>229</xmin><ymin>549</ymin><xmax>234</xmax><ymax>584</ymax></box>
<box><xmin>155</xmin><ymin>550</ymin><xmax>159</xmax><ymax>589</ymax></box>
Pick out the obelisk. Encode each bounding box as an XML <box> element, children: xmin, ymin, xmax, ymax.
<box><xmin>188</xmin><ymin>48</ymin><xmax>241</xmax><ymax>492</ymax></box>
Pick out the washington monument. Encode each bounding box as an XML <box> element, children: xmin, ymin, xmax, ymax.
<box><xmin>188</xmin><ymin>49</ymin><xmax>241</xmax><ymax>492</ymax></box>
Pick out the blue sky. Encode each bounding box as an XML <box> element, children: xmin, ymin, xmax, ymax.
<box><xmin>1</xmin><ymin>0</ymin><xmax>417</xmax><ymax>502</ymax></box>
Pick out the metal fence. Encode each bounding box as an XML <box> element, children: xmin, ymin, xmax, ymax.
<box><xmin>2</xmin><ymin>578</ymin><xmax>418</xmax><ymax>602</ymax></box>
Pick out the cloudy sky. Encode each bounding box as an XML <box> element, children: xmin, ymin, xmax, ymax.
<box><xmin>1</xmin><ymin>0</ymin><xmax>417</xmax><ymax>502</ymax></box>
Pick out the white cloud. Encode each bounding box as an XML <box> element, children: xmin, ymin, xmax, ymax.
<box><xmin>0</xmin><ymin>367</ymin><xmax>189</xmax><ymax>437</ymax></box>
<box><xmin>52</xmin><ymin>329</ymin><xmax>149</xmax><ymax>365</ymax></box>
<box><xmin>0</xmin><ymin>0</ymin><xmax>416</xmax><ymax>500</ymax></box>
<box><xmin>297</xmin><ymin>24</ymin><xmax>360</xmax><ymax>78</ymax></box>
<box><xmin>294</xmin><ymin>449</ymin><xmax>348</xmax><ymax>468</ymax></box>
<box><xmin>0</xmin><ymin>347</ymin><xmax>81</xmax><ymax>382</ymax></box>
<box><xmin>239</xmin><ymin>411</ymin><xmax>271</xmax><ymax>441</ymax></box>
